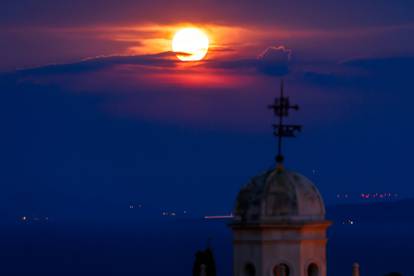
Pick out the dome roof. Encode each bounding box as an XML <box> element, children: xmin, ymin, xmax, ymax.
<box><xmin>233</xmin><ymin>169</ymin><xmax>325</xmax><ymax>224</ymax></box>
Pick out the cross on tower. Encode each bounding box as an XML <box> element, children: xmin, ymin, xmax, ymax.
<box><xmin>268</xmin><ymin>80</ymin><xmax>302</xmax><ymax>166</ymax></box>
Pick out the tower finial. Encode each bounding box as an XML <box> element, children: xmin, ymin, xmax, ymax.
<box><xmin>268</xmin><ymin>79</ymin><xmax>301</xmax><ymax>169</ymax></box>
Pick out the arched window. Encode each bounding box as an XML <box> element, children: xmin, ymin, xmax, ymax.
<box><xmin>244</xmin><ymin>263</ymin><xmax>256</xmax><ymax>276</ymax></box>
<box><xmin>273</xmin><ymin>263</ymin><xmax>290</xmax><ymax>276</ymax></box>
<box><xmin>307</xmin><ymin>263</ymin><xmax>319</xmax><ymax>276</ymax></box>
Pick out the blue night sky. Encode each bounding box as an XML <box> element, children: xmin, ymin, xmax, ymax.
<box><xmin>0</xmin><ymin>0</ymin><xmax>413</xmax><ymax>219</ymax></box>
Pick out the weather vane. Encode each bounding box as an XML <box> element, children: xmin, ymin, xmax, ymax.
<box><xmin>268</xmin><ymin>80</ymin><xmax>302</xmax><ymax>167</ymax></box>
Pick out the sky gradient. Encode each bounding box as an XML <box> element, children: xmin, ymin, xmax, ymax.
<box><xmin>0</xmin><ymin>0</ymin><xmax>413</xmax><ymax>219</ymax></box>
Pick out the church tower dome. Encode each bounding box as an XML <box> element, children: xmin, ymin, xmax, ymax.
<box><xmin>233</xmin><ymin>169</ymin><xmax>325</xmax><ymax>224</ymax></box>
<box><xmin>230</xmin><ymin>80</ymin><xmax>331</xmax><ymax>276</ymax></box>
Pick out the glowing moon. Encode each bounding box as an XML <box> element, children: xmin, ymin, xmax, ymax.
<box><xmin>172</xmin><ymin>28</ymin><xmax>209</xmax><ymax>61</ymax></box>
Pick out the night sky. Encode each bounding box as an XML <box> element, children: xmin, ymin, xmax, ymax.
<box><xmin>1</xmin><ymin>0</ymin><xmax>414</xmax><ymax>219</ymax></box>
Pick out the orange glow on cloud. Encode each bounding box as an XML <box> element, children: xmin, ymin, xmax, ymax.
<box><xmin>111</xmin><ymin>24</ymin><xmax>255</xmax><ymax>59</ymax></box>
<box><xmin>114</xmin><ymin>23</ymin><xmax>325</xmax><ymax>60</ymax></box>
<box><xmin>16</xmin><ymin>23</ymin><xmax>328</xmax><ymax>66</ymax></box>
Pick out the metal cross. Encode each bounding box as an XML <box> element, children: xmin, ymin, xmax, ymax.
<box><xmin>268</xmin><ymin>80</ymin><xmax>302</xmax><ymax>165</ymax></box>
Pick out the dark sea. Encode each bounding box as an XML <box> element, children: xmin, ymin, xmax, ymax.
<box><xmin>0</xmin><ymin>213</ymin><xmax>411</xmax><ymax>276</ymax></box>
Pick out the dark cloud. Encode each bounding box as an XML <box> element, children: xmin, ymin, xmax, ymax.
<box><xmin>257</xmin><ymin>46</ymin><xmax>291</xmax><ymax>76</ymax></box>
<box><xmin>342</xmin><ymin>56</ymin><xmax>414</xmax><ymax>78</ymax></box>
<box><xmin>302</xmin><ymin>56</ymin><xmax>414</xmax><ymax>91</ymax></box>
<box><xmin>2</xmin><ymin>52</ymin><xmax>180</xmax><ymax>76</ymax></box>
<box><xmin>4</xmin><ymin>46</ymin><xmax>292</xmax><ymax>79</ymax></box>
<box><xmin>0</xmin><ymin>50</ymin><xmax>280</xmax><ymax>129</ymax></box>
<box><xmin>204</xmin><ymin>46</ymin><xmax>291</xmax><ymax>76</ymax></box>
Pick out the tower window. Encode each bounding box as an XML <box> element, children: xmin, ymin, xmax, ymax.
<box><xmin>273</xmin><ymin>263</ymin><xmax>290</xmax><ymax>276</ymax></box>
<box><xmin>244</xmin><ymin>263</ymin><xmax>256</xmax><ymax>276</ymax></box>
<box><xmin>307</xmin><ymin>263</ymin><xmax>319</xmax><ymax>276</ymax></box>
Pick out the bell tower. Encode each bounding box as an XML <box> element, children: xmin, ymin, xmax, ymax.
<box><xmin>230</xmin><ymin>81</ymin><xmax>331</xmax><ymax>276</ymax></box>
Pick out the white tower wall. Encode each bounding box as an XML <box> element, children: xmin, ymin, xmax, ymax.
<box><xmin>232</xmin><ymin>223</ymin><xmax>329</xmax><ymax>276</ymax></box>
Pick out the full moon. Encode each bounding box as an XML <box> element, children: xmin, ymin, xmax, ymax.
<box><xmin>172</xmin><ymin>28</ymin><xmax>209</xmax><ymax>61</ymax></box>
